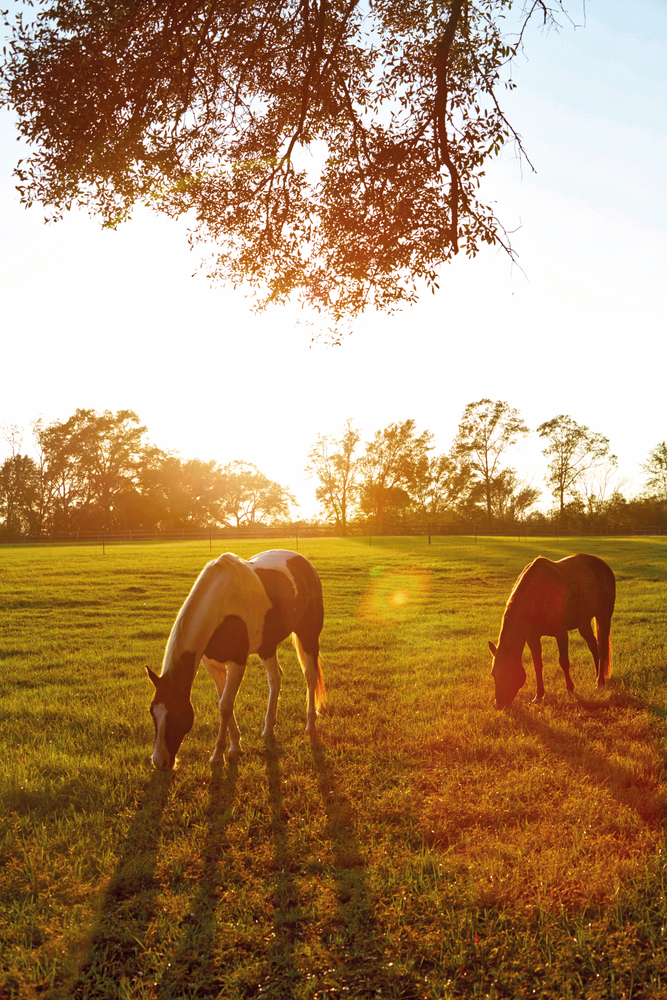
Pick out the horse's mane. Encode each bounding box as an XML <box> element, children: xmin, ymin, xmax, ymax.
<box><xmin>502</xmin><ymin>559</ymin><xmax>538</xmax><ymax>623</ymax></box>
<box><xmin>161</xmin><ymin>554</ymin><xmax>247</xmax><ymax>676</ymax></box>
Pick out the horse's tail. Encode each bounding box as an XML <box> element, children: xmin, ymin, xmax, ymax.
<box><xmin>292</xmin><ymin>633</ymin><xmax>327</xmax><ymax>710</ymax></box>
<box><xmin>596</xmin><ymin>617</ymin><xmax>613</xmax><ymax>680</ymax></box>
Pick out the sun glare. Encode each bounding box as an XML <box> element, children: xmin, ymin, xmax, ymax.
<box><xmin>390</xmin><ymin>589</ymin><xmax>410</xmax><ymax>607</ymax></box>
<box><xmin>360</xmin><ymin>568</ymin><xmax>432</xmax><ymax>622</ymax></box>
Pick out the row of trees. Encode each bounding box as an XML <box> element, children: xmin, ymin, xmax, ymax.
<box><xmin>306</xmin><ymin>403</ymin><xmax>667</xmax><ymax>534</ymax></box>
<box><xmin>308</xmin><ymin>399</ymin><xmax>636</xmax><ymax>532</ymax></box>
<box><xmin>1</xmin><ymin>402</ymin><xmax>666</xmax><ymax>535</ymax></box>
<box><xmin>0</xmin><ymin>410</ymin><xmax>293</xmax><ymax>534</ymax></box>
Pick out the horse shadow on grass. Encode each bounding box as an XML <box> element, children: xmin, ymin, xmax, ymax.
<box><xmin>229</xmin><ymin>735</ymin><xmax>419</xmax><ymax>1000</ymax></box>
<box><xmin>246</xmin><ymin>737</ymin><xmax>309</xmax><ymax>999</ymax></box>
<box><xmin>512</xmin><ymin>701</ymin><xmax>666</xmax><ymax>827</ymax></box>
<box><xmin>156</xmin><ymin>759</ymin><xmax>239</xmax><ymax>999</ymax></box>
<box><xmin>308</xmin><ymin>740</ymin><xmax>422</xmax><ymax>1000</ymax></box>
<box><xmin>47</xmin><ymin>768</ymin><xmax>174</xmax><ymax>1000</ymax></box>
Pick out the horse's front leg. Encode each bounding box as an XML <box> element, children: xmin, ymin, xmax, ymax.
<box><xmin>202</xmin><ymin>656</ymin><xmax>245</xmax><ymax>761</ymax></box>
<box><xmin>526</xmin><ymin>636</ymin><xmax>545</xmax><ymax>703</ymax></box>
<box><xmin>555</xmin><ymin>632</ymin><xmax>575</xmax><ymax>693</ymax></box>
<box><xmin>261</xmin><ymin>653</ymin><xmax>283</xmax><ymax>737</ymax></box>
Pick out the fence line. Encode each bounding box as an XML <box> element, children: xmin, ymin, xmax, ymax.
<box><xmin>1</xmin><ymin>523</ymin><xmax>666</xmax><ymax>545</ymax></box>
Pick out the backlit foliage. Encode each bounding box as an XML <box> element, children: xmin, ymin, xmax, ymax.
<box><xmin>1</xmin><ymin>1</ymin><xmax>571</xmax><ymax>326</ymax></box>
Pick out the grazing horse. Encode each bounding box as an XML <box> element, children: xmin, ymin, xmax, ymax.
<box><xmin>146</xmin><ymin>549</ymin><xmax>325</xmax><ymax>770</ymax></box>
<box><xmin>488</xmin><ymin>553</ymin><xmax>615</xmax><ymax>709</ymax></box>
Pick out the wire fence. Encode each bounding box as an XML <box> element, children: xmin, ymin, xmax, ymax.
<box><xmin>1</xmin><ymin>522</ymin><xmax>666</xmax><ymax>545</ymax></box>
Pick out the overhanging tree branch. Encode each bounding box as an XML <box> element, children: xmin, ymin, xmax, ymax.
<box><xmin>434</xmin><ymin>0</ymin><xmax>467</xmax><ymax>253</ymax></box>
<box><xmin>1</xmin><ymin>0</ymin><xmax>577</xmax><ymax>328</ymax></box>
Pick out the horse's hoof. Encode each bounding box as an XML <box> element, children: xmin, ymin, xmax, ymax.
<box><xmin>209</xmin><ymin>754</ymin><xmax>225</xmax><ymax>765</ymax></box>
<box><xmin>228</xmin><ymin>746</ymin><xmax>243</xmax><ymax>757</ymax></box>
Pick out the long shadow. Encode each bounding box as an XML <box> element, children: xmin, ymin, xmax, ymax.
<box><xmin>47</xmin><ymin>769</ymin><xmax>174</xmax><ymax>1000</ymax></box>
<box><xmin>512</xmin><ymin>703</ymin><xmax>666</xmax><ymax>826</ymax></box>
<box><xmin>309</xmin><ymin>741</ymin><xmax>421</xmax><ymax>1000</ymax></box>
<box><xmin>574</xmin><ymin>687</ymin><xmax>667</xmax><ymax>727</ymax></box>
<box><xmin>157</xmin><ymin>759</ymin><xmax>239</xmax><ymax>999</ymax></box>
<box><xmin>250</xmin><ymin>737</ymin><xmax>303</xmax><ymax>998</ymax></box>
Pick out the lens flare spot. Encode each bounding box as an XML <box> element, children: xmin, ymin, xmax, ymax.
<box><xmin>390</xmin><ymin>589</ymin><xmax>410</xmax><ymax>607</ymax></box>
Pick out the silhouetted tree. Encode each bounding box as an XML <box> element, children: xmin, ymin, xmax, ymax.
<box><xmin>33</xmin><ymin>409</ymin><xmax>148</xmax><ymax>529</ymax></box>
<box><xmin>221</xmin><ymin>461</ymin><xmax>295</xmax><ymax>526</ymax></box>
<box><xmin>137</xmin><ymin>451</ymin><xmax>229</xmax><ymax>529</ymax></box>
<box><xmin>408</xmin><ymin>452</ymin><xmax>473</xmax><ymax>523</ymax></box>
<box><xmin>305</xmin><ymin>420</ymin><xmax>360</xmax><ymax>534</ymax></box>
<box><xmin>33</xmin><ymin>415</ymin><xmax>87</xmax><ymax>530</ymax></box>
<box><xmin>537</xmin><ymin>414</ymin><xmax>616</xmax><ymax>520</ymax></box>
<box><xmin>358</xmin><ymin>420</ymin><xmax>433</xmax><ymax>528</ymax></box>
<box><xmin>641</xmin><ymin>442</ymin><xmax>667</xmax><ymax>502</ymax></box>
<box><xmin>489</xmin><ymin>468</ymin><xmax>539</xmax><ymax>523</ymax></box>
<box><xmin>0</xmin><ymin>454</ymin><xmax>39</xmax><ymax>532</ymax></box>
<box><xmin>452</xmin><ymin>399</ymin><xmax>529</xmax><ymax>524</ymax></box>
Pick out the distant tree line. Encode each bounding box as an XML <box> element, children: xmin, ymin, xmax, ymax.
<box><xmin>305</xmin><ymin>402</ymin><xmax>667</xmax><ymax>535</ymax></box>
<box><xmin>0</xmin><ymin>410</ymin><xmax>293</xmax><ymax>534</ymax></box>
<box><xmin>1</xmin><ymin>402</ymin><xmax>666</xmax><ymax>535</ymax></box>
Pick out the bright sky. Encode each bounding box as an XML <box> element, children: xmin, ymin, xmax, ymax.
<box><xmin>1</xmin><ymin>0</ymin><xmax>666</xmax><ymax>518</ymax></box>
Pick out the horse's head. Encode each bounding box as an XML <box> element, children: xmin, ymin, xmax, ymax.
<box><xmin>146</xmin><ymin>666</ymin><xmax>195</xmax><ymax>770</ymax></box>
<box><xmin>488</xmin><ymin>641</ymin><xmax>526</xmax><ymax>709</ymax></box>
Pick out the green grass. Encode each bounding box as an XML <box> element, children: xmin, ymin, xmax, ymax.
<box><xmin>1</xmin><ymin>536</ymin><xmax>667</xmax><ymax>999</ymax></box>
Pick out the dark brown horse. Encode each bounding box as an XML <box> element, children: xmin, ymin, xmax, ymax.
<box><xmin>146</xmin><ymin>549</ymin><xmax>325</xmax><ymax>770</ymax></box>
<box><xmin>489</xmin><ymin>553</ymin><xmax>615</xmax><ymax>709</ymax></box>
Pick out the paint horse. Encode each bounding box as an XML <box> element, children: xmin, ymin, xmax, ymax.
<box><xmin>489</xmin><ymin>553</ymin><xmax>615</xmax><ymax>709</ymax></box>
<box><xmin>146</xmin><ymin>550</ymin><xmax>325</xmax><ymax>770</ymax></box>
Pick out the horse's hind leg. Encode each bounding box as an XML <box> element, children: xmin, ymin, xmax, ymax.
<box><xmin>299</xmin><ymin>644</ymin><xmax>321</xmax><ymax>734</ymax></box>
<box><xmin>303</xmin><ymin>652</ymin><xmax>319</xmax><ymax>734</ymax></box>
<box><xmin>596</xmin><ymin>610</ymin><xmax>613</xmax><ymax>683</ymax></box>
<box><xmin>578</xmin><ymin>620</ymin><xmax>601</xmax><ymax>685</ymax></box>
<box><xmin>261</xmin><ymin>653</ymin><xmax>283</xmax><ymax>737</ymax></box>
<box><xmin>292</xmin><ymin>630</ymin><xmax>323</xmax><ymax>734</ymax></box>
<box><xmin>556</xmin><ymin>632</ymin><xmax>575</xmax><ymax>694</ymax></box>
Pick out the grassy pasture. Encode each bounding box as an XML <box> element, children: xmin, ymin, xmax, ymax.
<box><xmin>1</xmin><ymin>535</ymin><xmax>667</xmax><ymax>1000</ymax></box>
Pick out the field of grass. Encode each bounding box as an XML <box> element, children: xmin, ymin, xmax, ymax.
<box><xmin>1</xmin><ymin>535</ymin><xmax>667</xmax><ymax>999</ymax></box>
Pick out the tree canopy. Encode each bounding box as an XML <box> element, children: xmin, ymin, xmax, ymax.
<box><xmin>305</xmin><ymin>419</ymin><xmax>360</xmax><ymax>534</ymax></box>
<box><xmin>452</xmin><ymin>397</ymin><xmax>529</xmax><ymax>521</ymax></box>
<box><xmin>641</xmin><ymin>442</ymin><xmax>667</xmax><ymax>503</ymax></box>
<box><xmin>1</xmin><ymin>0</ymin><xmax>571</xmax><ymax>328</ymax></box>
<box><xmin>537</xmin><ymin>414</ymin><xmax>616</xmax><ymax>518</ymax></box>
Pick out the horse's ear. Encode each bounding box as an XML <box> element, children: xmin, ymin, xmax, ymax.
<box><xmin>488</xmin><ymin>641</ymin><xmax>497</xmax><ymax>657</ymax></box>
<box><xmin>146</xmin><ymin>665</ymin><xmax>160</xmax><ymax>688</ymax></box>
